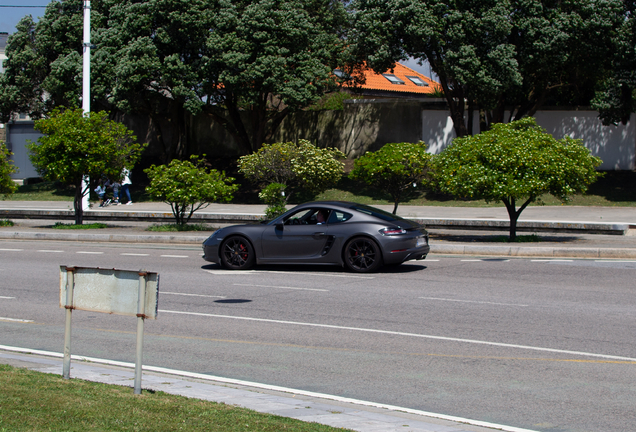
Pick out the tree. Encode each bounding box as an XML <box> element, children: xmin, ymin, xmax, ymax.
<box><xmin>144</xmin><ymin>156</ymin><xmax>238</xmax><ymax>225</ymax></box>
<box><xmin>592</xmin><ymin>2</ymin><xmax>636</xmax><ymax>126</ymax></box>
<box><xmin>28</xmin><ymin>108</ymin><xmax>146</xmax><ymax>224</ymax></box>
<box><xmin>350</xmin><ymin>0</ymin><xmax>624</xmax><ymax>137</ymax></box>
<box><xmin>349</xmin><ymin>141</ymin><xmax>431</xmax><ymax>214</ymax></box>
<box><xmin>430</xmin><ymin>118</ymin><xmax>602</xmax><ymax>241</ymax></box>
<box><xmin>0</xmin><ymin>2</ymin><xmax>108</xmax><ymax>123</ymax></box>
<box><xmin>0</xmin><ymin>143</ymin><xmax>19</xmax><ymax>198</ymax></box>
<box><xmin>2</xmin><ymin>0</ymin><xmax>350</xmax><ymax>158</ymax></box>
<box><xmin>238</xmin><ymin>139</ymin><xmax>345</xmax><ymax>202</ymax></box>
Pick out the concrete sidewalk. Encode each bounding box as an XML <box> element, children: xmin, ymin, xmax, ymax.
<box><xmin>0</xmin><ymin>347</ymin><xmax>536</xmax><ymax>432</ymax></box>
<box><xmin>1</xmin><ymin>201</ymin><xmax>635</xmax><ymax>258</ymax></box>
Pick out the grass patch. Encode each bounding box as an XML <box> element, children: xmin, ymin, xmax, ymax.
<box><xmin>7</xmin><ymin>170</ymin><xmax>636</xmax><ymax>207</ymax></box>
<box><xmin>6</xmin><ymin>181</ymin><xmax>75</xmax><ymax>201</ymax></box>
<box><xmin>146</xmin><ymin>223</ymin><xmax>215</xmax><ymax>232</ymax></box>
<box><xmin>486</xmin><ymin>234</ymin><xmax>542</xmax><ymax>243</ymax></box>
<box><xmin>0</xmin><ymin>364</ymin><xmax>350</xmax><ymax>432</ymax></box>
<box><xmin>53</xmin><ymin>222</ymin><xmax>109</xmax><ymax>230</ymax></box>
<box><xmin>0</xmin><ymin>219</ymin><xmax>14</xmax><ymax>227</ymax></box>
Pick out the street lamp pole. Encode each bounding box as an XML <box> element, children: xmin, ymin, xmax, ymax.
<box><xmin>81</xmin><ymin>0</ymin><xmax>91</xmax><ymax>210</ymax></box>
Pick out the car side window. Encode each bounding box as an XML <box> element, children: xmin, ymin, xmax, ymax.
<box><xmin>284</xmin><ymin>209</ymin><xmax>312</xmax><ymax>225</ymax></box>
<box><xmin>327</xmin><ymin>211</ymin><xmax>352</xmax><ymax>224</ymax></box>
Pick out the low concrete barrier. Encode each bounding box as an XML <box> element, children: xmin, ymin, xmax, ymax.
<box><xmin>1</xmin><ymin>209</ymin><xmax>633</xmax><ymax>235</ymax></box>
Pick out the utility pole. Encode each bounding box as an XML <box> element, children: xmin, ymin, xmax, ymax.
<box><xmin>81</xmin><ymin>0</ymin><xmax>91</xmax><ymax>210</ymax></box>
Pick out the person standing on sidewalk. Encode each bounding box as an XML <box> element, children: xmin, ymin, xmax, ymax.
<box><xmin>120</xmin><ymin>168</ymin><xmax>133</xmax><ymax>205</ymax></box>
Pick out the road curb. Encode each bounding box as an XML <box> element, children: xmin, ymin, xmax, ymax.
<box><xmin>430</xmin><ymin>244</ymin><xmax>636</xmax><ymax>259</ymax></box>
<box><xmin>2</xmin><ymin>209</ymin><xmax>634</xmax><ymax>235</ymax></box>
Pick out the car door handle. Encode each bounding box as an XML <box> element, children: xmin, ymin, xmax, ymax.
<box><xmin>313</xmin><ymin>232</ymin><xmax>326</xmax><ymax>238</ymax></box>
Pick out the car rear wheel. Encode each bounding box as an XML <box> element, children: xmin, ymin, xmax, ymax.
<box><xmin>220</xmin><ymin>236</ymin><xmax>255</xmax><ymax>270</ymax></box>
<box><xmin>344</xmin><ymin>237</ymin><xmax>382</xmax><ymax>273</ymax></box>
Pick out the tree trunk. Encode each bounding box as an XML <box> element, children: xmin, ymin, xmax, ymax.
<box><xmin>502</xmin><ymin>196</ymin><xmax>533</xmax><ymax>242</ymax></box>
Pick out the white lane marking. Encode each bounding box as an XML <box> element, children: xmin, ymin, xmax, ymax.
<box><xmin>37</xmin><ymin>250</ymin><xmax>64</xmax><ymax>253</ymax></box>
<box><xmin>532</xmin><ymin>259</ymin><xmax>573</xmax><ymax>262</ymax></box>
<box><xmin>233</xmin><ymin>283</ymin><xmax>328</xmax><ymax>292</ymax></box>
<box><xmin>0</xmin><ymin>317</ymin><xmax>33</xmax><ymax>322</ymax></box>
<box><xmin>120</xmin><ymin>253</ymin><xmax>149</xmax><ymax>256</ymax></box>
<box><xmin>594</xmin><ymin>260</ymin><xmax>636</xmax><ymax>263</ymax></box>
<box><xmin>0</xmin><ymin>345</ymin><xmax>539</xmax><ymax>432</ymax></box>
<box><xmin>161</xmin><ymin>255</ymin><xmax>189</xmax><ymax>258</ymax></box>
<box><xmin>419</xmin><ymin>297</ymin><xmax>528</xmax><ymax>307</ymax></box>
<box><xmin>461</xmin><ymin>259</ymin><xmax>482</xmax><ymax>262</ymax></box>
<box><xmin>204</xmin><ymin>269</ymin><xmax>373</xmax><ymax>279</ymax></box>
<box><xmin>0</xmin><ymin>248</ymin><xmax>23</xmax><ymax>251</ymax></box>
<box><xmin>158</xmin><ymin>309</ymin><xmax>636</xmax><ymax>362</ymax></box>
<box><xmin>162</xmin><ymin>292</ymin><xmax>226</xmax><ymax>299</ymax></box>
<box><xmin>76</xmin><ymin>251</ymin><xmax>104</xmax><ymax>255</ymax></box>
<box><xmin>0</xmin><ymin>296</ymin><xmax>15</xmax><ymax>299</ymax></box>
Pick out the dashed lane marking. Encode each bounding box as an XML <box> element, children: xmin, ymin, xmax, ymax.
<box><xmin>419</xmin><ymin>297</ymin><xmax>528</xmax><ymax>307</ymax></box>
<box><xmin>162</xmin><ymin>292</ymin><xmax>226</xmax><ymax>299</ymax></box>
<box><xmin>233</xmin><ymin>283</ymin><xmax>329</xmax><ymax>292</ymax></box>
<box><xmin>0</xmin><ymin>317</ymin><xmax>33</xmax><ymax>322</ymax></box>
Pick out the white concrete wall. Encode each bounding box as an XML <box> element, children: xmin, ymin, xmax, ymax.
<box><xmin>422</xmin><ymin>109</ymin><xmax>636</xmax><ymax>170</ymax></box>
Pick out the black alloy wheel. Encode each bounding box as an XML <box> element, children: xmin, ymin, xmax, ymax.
<box><xmin>344</xmin><ymin>237</ymin><xmax>382</xmax><ymax>273</ymax></box>
<box><xmin>220</xmin><ymin>236</ymin><xmax>255</xmax><ymax>270</ymax></box>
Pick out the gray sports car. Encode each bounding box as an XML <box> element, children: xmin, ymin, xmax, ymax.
<box><xmin>202</xmin><ymin>201</ymin><xmax>430</xmax><ymax>273</ymax></box>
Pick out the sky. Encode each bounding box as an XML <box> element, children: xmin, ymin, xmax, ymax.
<box><xmin>0</xmin><ymin>1</ymin><xmax>437</xmax><ymax>80</ymax></box>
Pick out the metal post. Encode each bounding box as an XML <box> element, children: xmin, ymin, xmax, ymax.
<box><xmin>62</xmin><ymin>267</ymin><xmax>75</xmax><ymax>379</ymax></box>
<box><xmin>134</xmin><ymin>271</ymin><xmax>148</xmax><ymax>395</ymax></box>
<box><xmin>81</xmin><ymin>0</ymin><xmax>91</xmax><ymax>211</ymax></box>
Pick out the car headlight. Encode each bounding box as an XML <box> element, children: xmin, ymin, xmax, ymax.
<box><xmin>379</xmin><ymin>227</ymin><xmax>407</xmax><ymax>236</ymax></box>
<box><xmin>206</xmin><ymin>229</ymin><xmax>223</xmax><ymax>242</ymax></box>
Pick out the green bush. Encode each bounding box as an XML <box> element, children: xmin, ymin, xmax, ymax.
<box><xmin>259</xmin><ymin>183</ymin><xmax>288</xmax><ymax>219</ymax></box>
<box><xmin>145</xmin><ymin>156</ymin><xmax>238</xmax><ymax>225</ymax></box>
<box><xmin>350</xmin><ymin>141</ymin><xmax>432</xmax><ymax>214</ymax></box>
<box><xmin>0</xmin><ymin>142</ymin><xmax>18</xmax><ymax>198</ymax></box>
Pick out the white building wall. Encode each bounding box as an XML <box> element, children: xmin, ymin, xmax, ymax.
<box><xmin>422</xmin><ymin>109</ymin><xmax>636</xmax><ymax>170</ymax></box>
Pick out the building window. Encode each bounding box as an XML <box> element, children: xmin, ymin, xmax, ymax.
<box><xmin>382</xmin><ymin>74</ymin><xmax>405</xmax><ymax>85</ymax></box>
<box><xmin>406</xmin><ymin>76</ymin><xmax>429</xmax><ymax>87</ymax></box>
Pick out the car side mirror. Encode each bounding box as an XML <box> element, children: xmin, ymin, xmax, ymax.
<box><xmin>275</xmin><ymin>223</ymin><xmax>284</xmax><ymax>231</ymax></box>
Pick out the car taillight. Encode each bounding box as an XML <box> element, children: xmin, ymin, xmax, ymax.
<box><xmin>379</xmin><ymin>227</ymin><xmax>407</xmax><ymax>235</ymax></box>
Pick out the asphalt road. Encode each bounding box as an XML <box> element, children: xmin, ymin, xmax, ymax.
<box><xmin>1</xmin><ymin>239</ymin><xmax>635</xmax><ymax>432</ymax></box>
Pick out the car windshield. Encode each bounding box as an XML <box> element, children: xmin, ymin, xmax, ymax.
<box><xmin>351</xmin><ymin>204</ymin><xmax>407</xmax><ymax>222</ymax></box>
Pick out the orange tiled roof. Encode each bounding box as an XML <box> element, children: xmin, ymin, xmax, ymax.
<box><xmin>347</xmin><ymin>62</ymin><xmax>441</xmax><ymax>95</ymax></box>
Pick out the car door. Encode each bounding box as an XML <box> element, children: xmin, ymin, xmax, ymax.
<box><xmin>260</xmin><ymin>208</ymin><xmax>330</xmax><ymax>261</ymax></box>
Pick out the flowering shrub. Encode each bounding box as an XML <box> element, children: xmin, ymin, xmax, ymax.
<box><xmin>239</xmin><ymin>139</ymin><xmax>345</xmax><ymax>202</ymax></box>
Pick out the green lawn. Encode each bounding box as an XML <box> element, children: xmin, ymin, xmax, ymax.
<box><xmin>6</xmin><ymin>170</ymin><xmax>635</xmax><ymax>207</ymax></box>
<box><xmin>0</xmin><ymin>364</ymin><xmax>352</xmax><ymax>432</ymax></box>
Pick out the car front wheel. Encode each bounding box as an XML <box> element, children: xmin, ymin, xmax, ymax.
<box><xmin>344</xmin><ymin>237</ymin><xmax>382</xmax><ymax>273</ymax></box>
<box><xmin>220</xmin><ymin>236</ymin><xmax>255</xmax><ymax>270</ymax></box>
